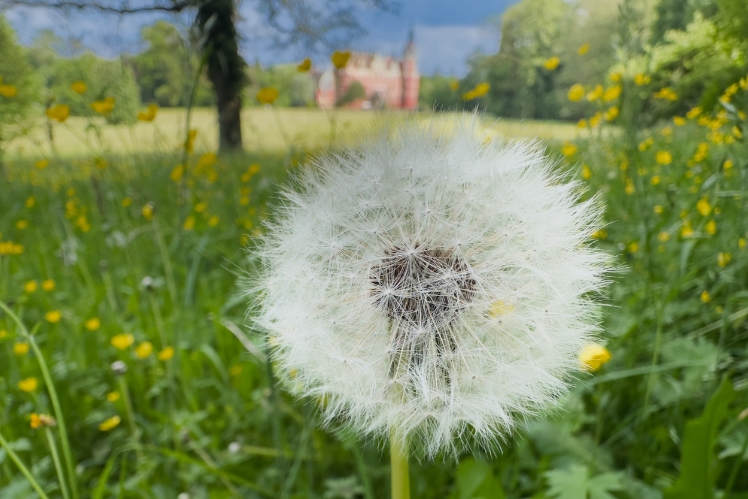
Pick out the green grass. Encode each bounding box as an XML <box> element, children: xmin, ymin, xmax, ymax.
<box><xmin>0</xmin><ymin>106</ymin><xmax>747</xmax><ymax>498</ymax></box>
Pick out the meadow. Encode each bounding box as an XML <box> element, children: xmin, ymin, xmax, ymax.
<box><xmin>1</xmin><ymin>99</ymin><xmax>747</xmax><ymax>499</ymax></box>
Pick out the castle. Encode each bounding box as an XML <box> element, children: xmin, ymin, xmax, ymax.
<box><xmin>315</xmin><ymin>31</ymin><xmax>419</xmax><ymax>110</ymax></box>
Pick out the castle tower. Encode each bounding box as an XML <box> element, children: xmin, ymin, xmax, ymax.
<box><xmin>401</xmin><ymin>28</ymin><xmax>419</xmax><ymax>110</ymax></box>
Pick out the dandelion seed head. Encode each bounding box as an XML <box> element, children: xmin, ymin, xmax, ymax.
<box><xmin>248</xmin><ymin>116</ymin><xmax>611</xmax><ymax>458</ymax></box>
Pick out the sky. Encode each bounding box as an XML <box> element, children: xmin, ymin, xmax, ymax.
<box><xmin>5</xmin><ymin>0</ymin><xmax>513</xmax><ymax>76</ymax></box>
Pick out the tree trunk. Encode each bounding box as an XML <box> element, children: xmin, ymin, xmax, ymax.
<box><xmin>196</xmin><ymin>0</ymin><xmax>245</xmax><ymax>152</ymax></box>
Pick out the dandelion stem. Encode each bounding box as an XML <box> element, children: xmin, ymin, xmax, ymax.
<box><xmin>390</xmin><ymin>431</ymin><xmax>410</xmax><ymax>499</ymax></box>
<box><xmin>45</xmin><ymin>427</ymin><xmax>71</xmax><ymax>499</ymax></box>
<box><xmin>0</xmin><ymin>428</ymin><xmax>50</xmax><ymax>499</ymax></box>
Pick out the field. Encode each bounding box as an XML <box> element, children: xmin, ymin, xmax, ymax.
<box><xmin>1</xmin><ymin>106</ymin><xmax>747</xmax><ymax>499</ymax></box>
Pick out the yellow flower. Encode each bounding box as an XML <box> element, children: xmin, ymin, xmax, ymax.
<box><xmin>158</xmin><ymin>346</ymin><xmax>175</xmax><ymax>361</ymax></box>
<box><xmin>577</xmin><ymin>43</ymin><xmax>590</xmax><ymax>55</ymax></box>
<box><xmin>99</xmin><ymin>415</ymin><xmax>121</xmax><ymax>432</ymax></box>
<box><xmin>331</xmin><ymin>51</ymin><xmax>351</xmax><ymax>69</ymax></box>
<box><xmin>589</xmin><ymin>112</ymin><xmax>602</xmax><ymax>127</ymax></box>
<box><xmin>90</xmin><ymin>97</ymin><xmax>115</xmax><ymax>115</ymax></box>
<box><xmin>195</xmin><ymin>202</ymin><xmax>207</xmax><ymax>213</ymax></box>
<box><xmin>579</xmin><ymin>344</ymin><xmax>611</xmax><ymax>371</ymax></box>
<box><xmin>135</xmin><ymin>341</ymin><xmax>153</xmax><ymax>359</ymax></box>
<box><xmin>739</xmin><ymin>238</ymin><xmax>746</xmax><ymax>249</ymax></box>
<box><xmin>46</xmin><ymin>104</ymin><xmax>70</xmax><ymax>123</ymax></box>
<box><xmin>170</xmin><ymin>165</ymin><xmax>184</xmax><ymax>182</ymax></box>
<box><xmin>634</xmin><ymin>73</ymin><xmax>651</xmax><ymax>86</ymax></box>
<box><xmin>581</xmin><ymin>164</ymin><xmax>592</xmax><ymax>180</ymax></box>
<box><xmin>450</xmin><ymin>80</ymin><xmax>460</xmax><ymax>91</ymax></box>
<box><xmin>706</xmin><ymin>220</ymin><xmax>717</xmax><ymax>235</ymax></box>
<box><xmin>208</xmin><ymin>215</ymin><xmax>220</xmax><ymax>227</ymax></box>
<box><xmin>489</xmin><ymin>300</ymin><xmax>514</xmax><ymax>317</ymax></box>
<box><xmin>111</xmin><ymin>333</ymin><xmax>134</xmax><ymax>350</ymax></box>
<box><xmin>591</xmin><ymin>229</ymin><xmax>607</xmax><ymax>239</ymax></box>
<box><xmin>256</xmin><ymin>87</ymin><xmax>279</xmax><ymax>105</ymax></box>
<box><xmin>18</xmin><ymin>377</ymin><xmax>38</xmax><ymax>392</ymax></box>
<box><xmin>25</xmin><ymin>196</ymin><xmax>35</xmax><ymax>208</ymax></box>
<box><xmin>30</xmin><ymin>413</ymin><xmax>56</xmax><ymax>429</ymax></box>
<box><xmin>71</xmin><ymin>81</ymin><xmax>87</xmax><ymax>94</ymax></box>
<box><xmin>24</xmin><ymin>280</ymin><xmax>38</xmax><ymax>293</ymax></box>
<box><xmin>0</xmin><ymin>330</ymin><xmax>8</xmax><ymax>339</ymax></box>
<box><xmin>638</xmin><ymin>137</ymin><xmax>654</xmax><ymax>151</ymax></box>
<box><xmin>655</xmin><ymin>151</ymin><xmax>672</xmax><ymax>165</ymax></box>
<box><xmin>700</xmin><ymin>290</ymin><xmax>711</xmax><ymax>303</ymax></box>
<box><xmin>107</xmin><ymin>391</ymin><xmax>121</xmax><ymax>402</ymax></box>
<box><xmin>718</xmin><ymin>252</ymin><xmax>731</xmax><ymax>268</ymax></box>
<box><xmin>85</xmin><ymin>317</ymin><xmax>101</xmax><ymax>331</ymax></box>
<box><xmin>183</xmin><ymin>216</ymin><xmax>195</xmax><ymax>230</ymax></box>
<box><xmin>462</xmin><ymin>89</ymin><xmax>477</xmax><ymax>101</ymax></box>
<box><xmin>543</xmin><ymin>56</ymin><xmax>560</xmax><ymax>70</ymax></box>
<box><xmin>45</xmin><ymin>310</ymin><xmax>61</xmax><ymax>323</ymax></box>
<box><xmin>185</xmin><ymin>129</ymin><xmax>198</xmax><ymax>153</ymax></box>
<box><xmin>686</xmin><ymin>106</ymin><xmax>702</xmax><ymax>119</ymax></box>
<box><xmin>586</xmin><ymin>85</ymin><xmax>603</xmax><ymax>102</ymax></box>
<box><xmin>0</xmin><ymin>84</ymin><xmax>18</xmax><ymax>97</ymax></box>
<box><xmin>625</xmin><ymin>179</ymin><xmax>635</xmax><ymax>195</ymax></box>
<box><xmin>723</xmin><ymin>159</ymin><xmax>733</xmax><ymax>171</ymax></box>
<box><xmin>604</xmin><ymin>107</ymin><xmax>619</xmax><ymax>121</ymax></box>
<box><xmin>16</xmin><ymin>220</ymin><xmax>29</xmax><ymax>230</ymax></box>
<box><xmin>603</xmin><ymin>86</ymin><xmax>621</xmax><ymax>102</ymax></box>
<box><xmin>122</xmin><ymin>197</ymin><xmax>132</xmax><ymax>208</ymax></box>
<box><xmin>14</xmin><ymin>342</ymin><xmax>30</xmax><ymax>356</ymax></box>
<box><xmin>650</xmin><ymin>175</ymin><xmax>661</xmax><ymax>186</ymax></box>
<box><xmin>653</xmin><ymin>87</ymin><xmax>677</xmax><ymax>100</ymax></box>
<box><xmin>137</xmin><ymin>103</ymin><xmax>159</xmax><ymax>122</ymax></box>
<box><xmin>654</xmin><ymin>205</ymin><xmax>663</xmax><ymax>214</ymax></box>
<box><xmin>472</xmin><ymin>82</ymin><xmax>490</xmax><ymax>98</ymax></box>
<box><xmin>609</xmin><ymin>72</ymin><xmax>622</xmax><ymax>82</ymax></box>
<box><xmin>297</xmin><ymin>58</ymin><xmax>312</xmax><ymax>72</ymax></box>
<box><xmin>561</xmin><ymin>143</ymin><xmax>578</xmax><ymax>157</ymax></box>
<box><xmin>567</xmin><ymin>84</ymin><xmax>585</xmax><ymax>102</ymax></box>
<box><xmin>628</xmin><ymin>241</ymin><xmax>639</xmax><ymax>253</ymax></box>
<box><xmin>673</xmin><ymin>116</ymin><xmax>686</xmax><ymax>126</ymax></box>
<box><xmin>142</xmin><ymin>203</ymin><xmax>154</xmax><ymax>221</ymax></box>
<box><xmin>577</xmin><ymin>119</ymin><xmax>587</xmax><ymax>128</ymax></box>
<box><xmin>658</xmin><ymin>231</ymin><xmax>670</xmax><ymax>242</ymax></box>
<box><xmin>696</xmin><ymin>198</ymin><xmax>711</xmax><ymax>216</ymax></box>
<box><xmin>661</xmin><ymin>126</ymin><xmax>672</xmax><ymax>137</ymax></box>
<box><xmin>35</xmin><ymin>159</ymin><xmax>50</xmax><ymax>170</ymax></box>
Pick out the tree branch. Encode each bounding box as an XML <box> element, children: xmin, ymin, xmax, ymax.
<box><xmin>2</xmin><ymin>0</ymin><xmax>192</xmax><ymax>13</ymax></box>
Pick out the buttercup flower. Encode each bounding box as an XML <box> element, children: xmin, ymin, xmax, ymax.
<box><xmin>71</xmin><ymin>81</ymin><xmax>87</xmax><ymax>94</ymax></box>
<box><xmin>256</xmin><ymin>88</ymin><xmax>279</xmax><ymax>105</ymax></box>
<box><xmin>579</xmin><ymin>344</ymin><xmax>611</xmax><ymax>371</ymax></box>
<box><xmin>298</xmin><ymin>58</ymin><xmax>312</xmax><ymax>72</ymax></box>
<box><xmin>543</xmin><ymin>56</ymin><xmax>559</xmax><ymax>70</ymax></box>
<box><xmin>137</xmin><ymin>103</ymin><xmax>159</xmax><ymax>122</ymax></box>
<box><xmin>99</xmin><ymin>415</ymin><xmax>121</xmax><ymax>431</ymax></box>
<box><xmin>18</xmin><ymin>377</ymin><xmax>38</xmax><ymax>392</ymax></box>
<box><xmin>331</xmin><ymin>51</ymin><xmax>351</xmax><ymax>69</ymax></box>
<box><xmin>46</xmin><ymin>104</ymin><xmax>70</xmax><ymax>123</ymax></box>
<box><xmin>249</xmin><ymin>118</ymin><xmax>610</xmax><ymax>457</ymax></box>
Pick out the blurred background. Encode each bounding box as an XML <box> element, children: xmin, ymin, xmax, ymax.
<box><xmin>0</xmin><ymin>0</ymin><xmax>746</xmax><ymax>497</ymax></box>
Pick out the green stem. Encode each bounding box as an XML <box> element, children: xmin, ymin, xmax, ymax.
<box><xmin>0</xmin><ymin>302</ymin><xmax>80</xmax><ymax>499</ymax></box>
<box><xmin>390</xmin><ymin>432</ymin><xmax>410</xmax><ymax>499</ymax></box>
<box><xmin>0</xmin><ymin>427</ymin><xmax>50</xmax><ymax>499</ymax></box>
<box><xmin>117</xmin><ymin>376</ymin><xmax>143</xmax><ymax>464</ymax></box>
<box><xmin>45</xmin><ymin>427</ymin><xmax>71</xmax><ymax>499</ymax></box>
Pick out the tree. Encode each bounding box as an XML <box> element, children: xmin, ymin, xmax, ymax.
<box><xmin>1</xmin><ymin>0</ymin><xmax>392</xmax><ymax>152</ymax></box>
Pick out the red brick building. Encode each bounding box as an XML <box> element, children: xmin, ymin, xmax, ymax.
<box><xmin>316</xmin><ymin>31</ymin><xmax>419</xmax><ymax>110</ymax></box>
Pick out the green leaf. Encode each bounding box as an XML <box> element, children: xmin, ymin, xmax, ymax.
<box><xmin>664</xmin><ymin>378</ymin><xmax>736</xmax><ymax>499</ymax></box>
<box><xmin>454</xmin><ymin>457</ymin><xmax>505</xmax><ymax>499</ymax></box>
<box><xmin>545</xmin><ymin>464</ymin><xmax>623</xmax><ymax>499</ymax></box>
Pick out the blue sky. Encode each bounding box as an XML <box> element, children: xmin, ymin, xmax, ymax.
<box><xmin>6</xmin><ymin>0</ymin><xmax>514</xmax><ymax>76</ymax></box>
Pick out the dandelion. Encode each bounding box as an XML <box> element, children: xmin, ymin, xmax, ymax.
<box><xmin>71</xmin><ymin>81</ymin><xmax>86</xmax><ymax>94</ymax></box>
<box><xmin>634</xmin><ymin>73</ymin><xmax>651</xmax><ymax>86</ymax></box>
<box><xmin>158</xmin><ymin>346</ymin><xmax>175</xmax><ymax>361</ymax></box>
<box><xmin>706</xmin><ymin>220</ymin><xmax>717</xmax><ymax>236</ymax></box>
<box><xmin>30</xmin><ymin>413</ymin><xmax>57</xmax><ymax>429</ymax></box>
<box><xmin>14</xmin><ymin>342</ymin><xmax>29</xmax><ymax>356</ymax></box>
<box><xmin>701</xmin><ymin>290</ymin><xmax>711</xmax><ymax>303</ymax></box>
<box><xmin>697</xmin><ymin>198</ymin><xmax>711</xmax><ymax>216</ymax></box>
<box><xmin>85</xmin><ymin>318</ymin><xmax>101</xmax><ymax>331</ymax></box>
<box><xmin>561</xmin><ymin>143</ymin><xmax>578</xmax><ymax>157</ymax></box>
<box><xmin>654</xmin><ymin>205</ymin><xmax>663</xmax><ymax>214</ymax></box>
<box><xmin>137</xmin><ymin>103</ymin><xmax>159</xmax><ymax>122</ymax></box>
<box><xmin>723</xmin><ymin>159</ymin><xmax>733</xmax><ymax>171</ymax></box>
<box><xmin>298</xmin><ymin>58</ymin><xmax>312</xmax><ymax>72</ymax></box>
<box><xmin>18</xmin><ymin>377</ymin><xmax>38</xmax><ymax>392</ymax></box>
<box><xmin>567</xmin><ymin>84</ymin><xmax>585</xmax><ymax>102</ymax></box>
<box><xmin>579</xmin><ymin>344</ymin><xmax>611</xmax><ymax>371</ymax></box>
<box><xmin>673</xmin><ymin>116</ymin><xmax>686</xmax><ymax>126</ymax></box>
<box><xmin>653</xmin><ymin>87</ymin><xmax>677</xmax><ymax>101</ymax></box>
<box><xmin>543</xmin><ymin>56</ymin><xmax>560</xmax><ymax>70</ymax></box>
<box><xmin>90</xmin><ymin>97</ymin><xmax>115</xmax><ymax>115</ymax></box>
<box><xmin>135</xmin><ymin>341</ymin><xmax>153</xmax><ymax>359</ymax></box>
<box><xmin>577</xmin><ymin>43</ymin><xmax>590</xmax><ymax>55</ymax></box>
<box><xmin>331</xmin><ymin>51</ymin><xmax>351</xmax><ymax>69</ymax></box>
<box><xmin>111</xmin><ymin>334</ymin><xmax>134</xmax><ymax>350</ymax></box>
<box><xmin>45</xmin><ymin>310</ymin><xmax>61</xmax><ymax>323</ymax></box>
<box><xmin>655</xmin><ymin>151</ymin><xmax>672</xmax><ymax>165</ymax></box>
<box><xmin>718</xmin><ymin>253</ymin><xmax>731</xmax><ymax>268</ymax></box>
<box><xmin>46</xmin><ymin>104</ymin><xmax>70</xmax><ymax>123</ymax></box>
<box><xmin>99</xmin><ymin>415</ymin><xmax>121</xmax><ymax>432</ymax></box>
<box><xmin>107</xmin><ymin>391</ymin><xmax>121</xmax><ymax>402</ymax></box>
<box><xmin>249</xmin><ymin>118</ymin><xmax>611</xmax><ymax>458</ymax></box>
<box><xmin>603</xmin><ymin>86</ymin><xmax>621</xmax><ymax>102</ymax></box>
<box><xmin>581</xmin><ymin>164</ymin><xmax>592</xmax><ymax>180</ymax></box>
<box><xmin>24</xmin><ymin>280</ymin><xmax>38</xmax><ymax>293</ymax></box>
<box><xmin>586</xmin><ymin>85</ymin><xmax>603</xmax><ymax>102</ymax></box>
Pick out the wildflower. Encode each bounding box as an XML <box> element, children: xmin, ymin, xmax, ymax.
<box><xmin>18</xmin><ymin>377</ymin><xmax>38</xmax><ymax>392</ymax></box>
<box><xmin>586</xmin><ymin>85</ymin><xmax>603</xmax><ymax>102</ymax></box>
<box><xmin>158</xmin><ymin>346</ymin><xmax>175</xmax><ymax>361</ymax></box>
<box><xmin>604</xmin><ymin>107</ymin><xmax>619</xmax><ymax>121</ymax></box>
<box><xmin>603</xmin><ymin>86</ymin><xmax>621</xmax><ymax>102</ymax></box>
<box><xmin>111</xmin><ymin>334</ymin><xmax>134</xmax><ymax>350</ymax></box>
<box><xmin>230</xmin><ymin>364</ymin><xmax>243</xmax><ymax>376</ymax></box>
<box><xmin>71</xmin><ymin>81</ymin><xmax>86</xmax><ymax>94</ymax></box>
<box><xmin>589</xmin><ymin>112</ymin><xmax>602</xmax><ymax>127</ymax></box>
<box><xmin>577</xmin><ymin>119</ymin><xmax>587</xmax><ymax>128</ymax></box>
<box><xmin>85</xmin><ymin>318</ymin><xmax>101</xmax><ymax>331</ymax></box>
<box><xmin>30</xmin><ymin>413</ymin><xmax>56</xmax><ymax>429</ymax></box>
<box><xmin>0</xmin><ymin>84</ymin><xmax>17</xmax><ymax>97</ymax></box>
<box><xmin>331</xmin><ymin>51</ymin><xmax>351</xmax><ymax>69</ymax></box>
<box><xmin>654</xmin><ymin>205</ymin><xmax>663</xmax><ymax>214</ymax></box>
<box><xmin>661</xmin><ymin>126</ymin><xmax>672</xmax><ymax>137</ymax></box>
<box><xmin>45</xmin><ymin>310</ymin><xmax>61</xmax><ymax>323</ymax></box>
<box><xmin>99</xmin><ymin>415</ymin><xmax>121</xmax><ymax>432</ymax></box>
<box><xmin>449</xmin><ymin>80</ymin><xmax>460</xmax><ymax>91</ymax></box>
<box><xmin>35</xmin><ymin>159</ymin><xmax>49</xmax><ymax>170</ymax></box>
<box><xmin>183</xmin><ymin>216</ymin><xmax>195</xmax><ymax>230</ymax></box>
<box><xmin>653</xmin><ymin>87</ymin><xmax>677</xmax><ymax>100</ymax></box>
<box><xmin>185</xmin><ymin>129</ymin><xmax>198</xmax><ymax>153</ymax></box>
<box><xmin>122</xmin><ymin>197</ymin><xmax>132</xmax><ymax>208</ymax></box>
<box><xmin>625</xmin><ymin>179</ymin><xmax>635</xmax><ymax>195</ymax></box>
<box><xmin>638</xmin><ymin>137</ymin><xmax>654</xmax><ymax>151</ymax></box>
<box><xmin>673</xmin><ymin>116</ymin><xmax>686</xmax><ymax>126</ymax></box>
<box><xmin>107</xmin><ymin>391</ymin><xmax>120</xmax><ymax>402</ymax></box>
<box><xmin>650</xmin><ymin>175</ymin><xmax>661</xmax><ymax>186</ymax></box>
<box><xmin>250</xmin><ymin>118</ymin><xmax>611</xmax><ymax>457</ymax></box>
<box><xmin>706</xmin><ymin>220</ymin><xmax>717</xmax><ymax>236</ymax></box>
<box><xmin>543</xmin><ymin>56</ymin><xmax>560</xmax><ymax>70</ymax></box>
<box><xmin>0</xmin><ymin>330</ymin><xmax>7</xmax><ymax>339</ymax></box>
<box><xmin>723</xmin><ymin>160</ymin><xmax>734</xmax><ymax>172</ymax></box>
<box><xmin>634</xmin><ymin>73</ymin><xmax>650</xmax><ymax>86</ymax></box>
<box><xmin>170</xmin><ymin>165</ymin><xmax>184</xmax><ymax>182</ymax></box>
<box><xmin>90</xmin><ymin>97</ymin><xmax>115</xmax><ymax>115</ymax></box>
<box><xmin>462</xmin><ymin>90</ymin><xmax>476</xmax><ymax>101</ymax></box>
<box><xmin>609</xmin><ymin>72</ymin><xmax>622</xmax><ymax>82</ymax></box>
<box><xmin>718</xmin><ymin>253</ymin><xmax>731</xmax><ymax>268</ymax></box>
<box><xmin>46</xmin><ymin>104</ymin><xmax>70</xmax><ymax>123</ymax></box>
<box><xmin>14</xmin><ymin>342</ymin><xmax>29</xmax><ymax>356</ymax></box>
<box><xmin>208</xmin><ymin>215</ymin><xmax>220</xmax><ymax>227</ymax></box>
<box><xmin>142</xmin><ymin>203</ymin><xmax>154</xmax><ymax>221</ymax></box>
<box><xmin>581</xmin><ymin>164</ymin><xmax>592</xmax><ymax>180</ymax></box>
<box><xmin>195</xmin><ymin>202</ymin><xmax>207</xmax><ymax>213</ymax></box>
<box><xmin>135</xmin><ymin>341</ymin><xmax>153</xmax><ymax>359</ymax></box>
<box><xmin>739</xmin><ymin>238</ymin><xmax>746</xmax><ymax>249</ymax></box>
<box><xmin>472</xmin><ymin>82</ymin><xmax>490</xmax><ymax>98</ymax></box>
<box><xmin>658</xmin><ymin>231</ymin><xmax>670</xmax><ymax>242</ymax></box>
<box><xmin>579</xmin><ymin>344</ymin><xmax>611</xmax><ymax>371</ymax></box>
<box><xmin>577</xmin><ymin>43</ymin><xmax>589</xmax><ymax>55</ymax></box>
<box><xmin>561</xmin><ymin>143</ymin><xmax>578</xmax><ymax>157</ymax></box>
<box><xmin>137</xmin><ymin>103</ymin><xmax>159</xmax><ymax>122</ymax></box>
<box><xmin>24</xmin><ymin>280</ymin><xmax>38</xmax><ymax>293</ymax></box>
<box><xmin>592</xmin><ymin>229</ymin><xmax>607</xmax><ymax>239</ymax></box>
<box><xmin>628</xmin><ymin>242</ymin><xmax>639</xmax><ymax>253</ymax></box>
<box><xmin>25</xmin><ymin>196</ymin><xmax>35</xmax><ymax>208</ymax></box>
<box><xmin>655</xmin><ymin>151</ymin><xmax>672</xmax><ymax>165</ymax></box>
<box><xmin>733</xmin><ymin>127</ymin><xmax>743</xmax><ymax>139</ymax></box>
<box><xmin>687</xmin><ymin>107</ymin><xmax>702</xmax><ymax>119</ymax></box>
<box><xmin>16</xmin><ymin>220</ymin><xmax>29</xmax><ymax>230</ymax></box>
<box><xmin>700</xmin><ymin>290</ymin><xmax>711</xmax><ymax>303</ymax></box>
<box><xmin>297</xmin><ymin>58</ymin><xmax>312</xmax><ymax>72</ymax></box>
<box><xmin>696</xmin><ymin>198</ymin><xmax>711</xmax><ymax>216</ymax></box>
<box><xmin>681</xmin><ymin>222</ymin><xmax>694</xmax><ymax>238</ymax></box>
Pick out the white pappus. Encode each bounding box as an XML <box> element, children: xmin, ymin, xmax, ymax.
<box><xmin>248</xmin><ymin>116</ymin><xmax>611</xmax><ymax>458</ymax></box>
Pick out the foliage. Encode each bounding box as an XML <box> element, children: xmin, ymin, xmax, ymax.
<box><xmin>246</xmin><ymin>63</ymin><xmax>316</xmax><ymax>108</ymax></box>
<box><xmin>419</xmin><ymin>75</ymin><xmax>462</xmax><ymax>111</ymax></box>
<box><xmin>336</xmin><ymin>81</ymin><xmax>365</xmax><ymax>107</ymax></box>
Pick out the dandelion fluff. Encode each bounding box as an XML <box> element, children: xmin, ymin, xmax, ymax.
<box><xmin>249</xmin><ymin>116</ymin><xmax>610</xmax><ymax>458</ymax></box>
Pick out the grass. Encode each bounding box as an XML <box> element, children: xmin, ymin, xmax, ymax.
<box><xmin>0</xmin><ymin>104</ymin><xmax>747</xmax><ymax>498</ymax></box>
